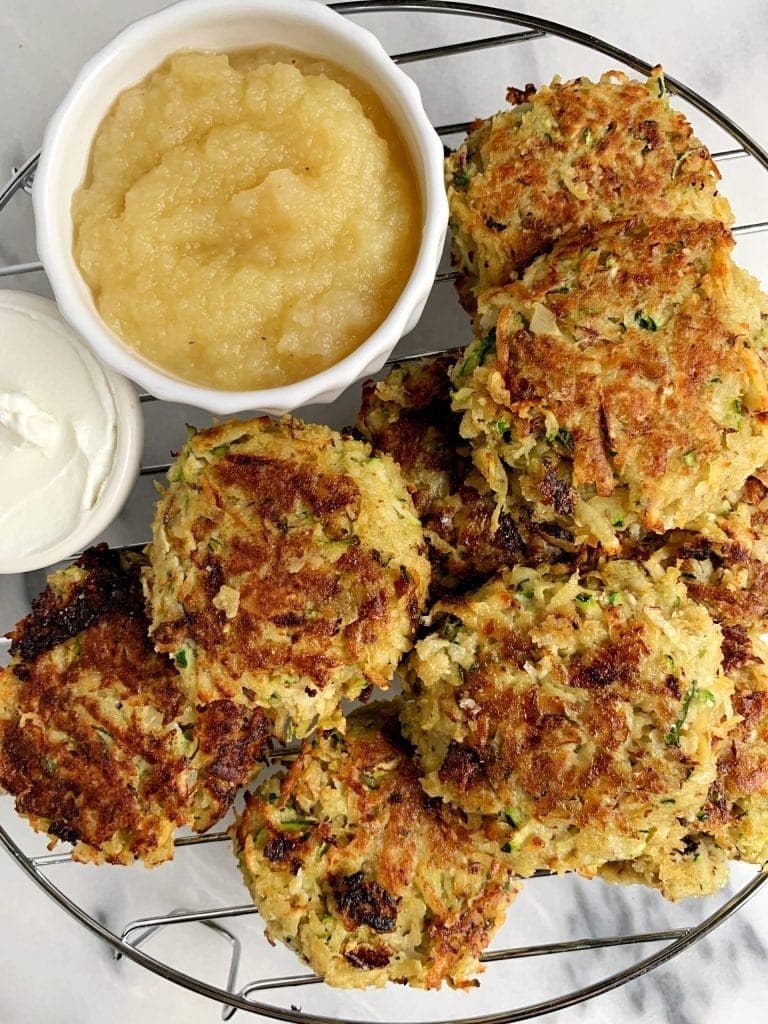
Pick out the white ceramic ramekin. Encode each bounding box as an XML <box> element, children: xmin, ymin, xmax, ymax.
<box><xmin>0</xmin><ymin>291</ymin><xmax>143</xmax><ymax>575</ymax></box>
<box><xmin>33</xmin><ymin>0</ymin><xmax>447</xmax><ymax>416</ymax></box>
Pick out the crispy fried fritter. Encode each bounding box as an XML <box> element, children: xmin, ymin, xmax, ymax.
<box><xmin>144</xmin><ymin>417</ymin><xmax>430</xmax><ymax>745</ymax></box>
<box><xmin>544</xmin><ymin>474</ymin><xmax>768</xmax><ymax>899</ymax></box>
<box><xmin>447</xmin><ymin>68</ymin><xmax>733</xmax><ymax>307</ymax></box>
<box><xmin>639</xmin><ymin>473</ymin><xmax>768</xmax><ymax>866</ymax></box>
<box><xmin>401</xmin><ymin>561</ymin><xmax>734</xmax><ymax>882</ymax></box>
<box><xmin>452</xmin><ymin>218</ymin><xmax>768</xmax><ymax>549</ymax></box>
<box><xmin>356</xmin><ymin>357</ymin><xmax>566</xmax><ymax>595</ymax></box>
<box><xmin>0</xmin><ymin>547</ymin><xmax>266</xmax><ymax>866</ymax></box>
<box><xmin>230</xmin><ymin>702</ymin><xmax>520</xmax><ymax>989</ymax></box>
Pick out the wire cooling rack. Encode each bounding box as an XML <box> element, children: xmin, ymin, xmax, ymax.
<box><xmin>2</xmin><ymin>3</ymin><xmax>768</xmax><ymax>1021</ymax></box>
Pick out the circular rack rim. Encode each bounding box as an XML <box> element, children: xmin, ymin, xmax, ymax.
<box><xmin>2</xmin><ymin>1</ymin><xmax>768</xmax><ymax>1020</ymax></box>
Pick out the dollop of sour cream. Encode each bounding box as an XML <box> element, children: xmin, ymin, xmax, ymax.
<box><xmin>0</xmin><ymin>293</ymin><xmax>117</xmax><ymax>562</ymax></box>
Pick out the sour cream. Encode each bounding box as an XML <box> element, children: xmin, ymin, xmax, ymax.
<box><xmin>0</xmin><ymin>291</ymin><xmax>123</xmax><ymax>567</ymax></box>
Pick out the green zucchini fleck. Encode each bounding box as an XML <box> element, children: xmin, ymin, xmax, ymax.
<box><xmin>361</xmin><ymin>771</ymin><xmax>384</xmax><ymax>790</ymax></box>
<box><xmin>503</xmin><ymin>806</ymin><xmax>521</xmax><ymax>828</ymax></box>
<box><xmin>634</xmin><ymin>310</ymin><xmax>657</xmax><ymax>331</ymax></box>
<box><xmin>442</xmin><ymin>617</ymin><xmax>462</xmax><ymax>642</ymax></box>
<box><xmin>665</xmin><ymin>680</ymin><xmax>699</xmax><ymax>747</ymax></box>
<box><xmin>554</xmin><ymin>427</ymin><xmax>574</xmax><ymax>451</ymax></box>
<box><xmin>459</xmin><ymin>328</ymin><xmax>496</xmax><ymax>378</ymax></box>
<box><xmin>279</xmin><ymin>818</ymin><xmax>317</xmax><ymax>832</ymax></box>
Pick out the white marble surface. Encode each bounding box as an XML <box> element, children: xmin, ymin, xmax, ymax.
<box><xmin>1</xmin><ymin>2</ymin><xmax>768</xmax><ymax>1023</ymax></box>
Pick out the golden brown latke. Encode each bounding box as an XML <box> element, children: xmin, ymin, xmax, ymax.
<box><xmin>356</xmin><ymin>356</ymin><xmax>566</xmax><ymax>595</ymax></box>
<box><xmin>231</xmin><ymin>701</ymin><xmax>520</xmax><ymax>989</ymax></box>
<box><xmin>639</xmin><ymin>473</ymin><xmax>768</xmax><ymax>866</ymax></box>
<box><xmin>597</xmin><ymin>478</ymin><xmax>768</xmax><ymax>895</ymax></box>
<box><xmin>452</xmin><ymin>217</ymin><xmax>768</xmax><ymax>550</ymax></box>
<box><xmin>446</xmin><ymin>68</ymin><xmax>733</xmax><ymax>307</ymax></box>
<box><xmin>0</xmin><ymin>547</ymin><xmax>267</xmax><ymax>866</ymax></box>
<box><xmin>401</xmin><ymin>560</ymin><xmax>734</xmax><ymax>885</ymax></box>
<box><xmin>144</xmin><ymin>417</ymin><xmax>430</xmax><ymax>745</ymax></box>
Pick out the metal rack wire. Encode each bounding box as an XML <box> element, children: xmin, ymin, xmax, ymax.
<box><xmin>2</xmin><ymin>3</ymin><xmax>768</xmax><ymax>1020</ymax></box>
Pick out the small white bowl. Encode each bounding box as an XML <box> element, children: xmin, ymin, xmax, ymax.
<box><xmin>0</xmin><ymin>291</ymin><xmax>142</xmax><ymax>575</ymax></box>
<box><xmin>33</xmin><ymin>0</ymin><xmax>447</xmax><ymax>416</ymax></box>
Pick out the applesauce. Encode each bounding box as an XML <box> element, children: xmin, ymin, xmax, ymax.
<box><xmin>71</xmin><ymin>48</ymin><xmax>421</xmax><ymax>391</ymax></box>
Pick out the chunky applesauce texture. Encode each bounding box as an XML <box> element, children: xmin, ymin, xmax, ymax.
<box><xmin>72</xmin><ymin>49</ymin><xmax>421</xmax><ymax>391</ymax></box>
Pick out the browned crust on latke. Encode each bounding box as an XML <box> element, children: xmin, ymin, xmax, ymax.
<box><xmin>358</xmin><ymin>356</ymin><xmax>463</xmax><ymax>517</ymax></box>
<box><xmin>147</xmin><ymin>419</ymin><xmax>428</xmax><ymax>737</ymax></box>
<box><xmin>402</xmin><ymin>560</ymin><xmax>726</xmax><ymax>875</ymax></box>
<box><xmin>445</xmin><ymin>646</ymin><xmax>681</xmax><ymax>819</ymax></box>
<box><xmin>343</xmin><ymin>945</ymin><xmax>393</xmax><ymax>970</ymax></box>
<box><xmin>539</xmin><ymin>468</ymin><xmax>576</xmax><ymax>517</ymax></box>
<box><xmin>0</xmin><ymin>549</ymin><xmax>189</xmax><ymax>861</ymax></box>
<box><xmin>0</xmin><ymin>547</ymin><xmax>264</xmax><ymax>863</ymax></box>
<box><xmin>447</xmin><ymin>69</ymin><xmax>730</xmax><ymax>301</ymax></box>
<box><xmin>496</xmin><ymin>219</ymin><xmax>738</xmax><ymax>491</ymax></box>
<box><xmin>330</xmin><ymin>872</ymin><xmax>401</xmax><ymax>933</ymax></box>
<box><xmin>215</xmin><ymin>454</ymin><xmax>362</xmax><ymax>520</ymax></box>
<box><xmin>182</xmin><ymin>536</ymin><xmax>391</xmax><ymax>689</ymax></box>
<box><xmin>643</xmin><ymin>478</ymin><xmax>768</xmax><ymax>852</ymax></box>
<box><xmin>356</xmin><ymin>359</ymin><xmax>564</xmax><ymax>594</ymax></box>
<box><xmin>568</xmin><ymin>626</ymin><xmax>649</xmax><ymax>690</ymax></box>
<box><xmin>9</xmin><ymin>545</ymin><xmax>146</xmax><ymax>670</ymax></box>
<box><xmin>472</xmin><ymin>216</ymin><xmax>768</xmax><ymax>538</ymax></box>
<box><xmin>195</xmin><ymin>699</ymin><xmax>271</xmax><ymax>810</ymax></box>
<box><xmin>438</xmin><ymin>741</ymin><xmax>488</xmax><ymax>792</ymax></box>
<box><xmin>231</xmin><ymin>702</ymin><xmax>518</xmax><ymax>988</ymax></box>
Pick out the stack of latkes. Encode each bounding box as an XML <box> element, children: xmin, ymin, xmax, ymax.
<box><xmin>3</xmin><ymin>68</ymin><xmax>768</xmax><ymax>993</ymax></box>
<box><xmin>377</xmin><ymin>68</ymin><xmax>768</xmax><ymax>908</ymax></box>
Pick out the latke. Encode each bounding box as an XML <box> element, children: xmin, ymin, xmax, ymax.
<box><xmin>144</xmin><ymin>417</ymin><xmax>429</xmax><ymax>744</ymax></box>
<box><xmin>356</xmin><ymin>356</ymin><xmax>566</xmax><ymax>595</ymax></box>
<box><xmin>0</xmin><ymin>547</ymin><xmax>266</xmax><ymax>866</ymax></box>
<box><xmin>577</xmin><ymin>474</ymin><xmax>768</xmax><ymax>899</ymax></box>
<box><xmin>640</xmin><ymin>473</ymin><xmax>768</xmax><ymax>866</ymax></box>
<box><xmin>230</xmin><ymin>702</ymin><xmax>520</xmax><ymax>989</ymax></box>
<box><xmin>401</xmin><ymin>560</ymin><xmax>734</xmax><ymax>879</ymax></box>
<box><xmin>446</xmin><ymin>68</ymin><xmax>732</xmax><ymax>307</ymax></box>
<box><xmin>452</xmin><ymin>218</ymin><xmax>768</xmax><ymax>550</ymax></box>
